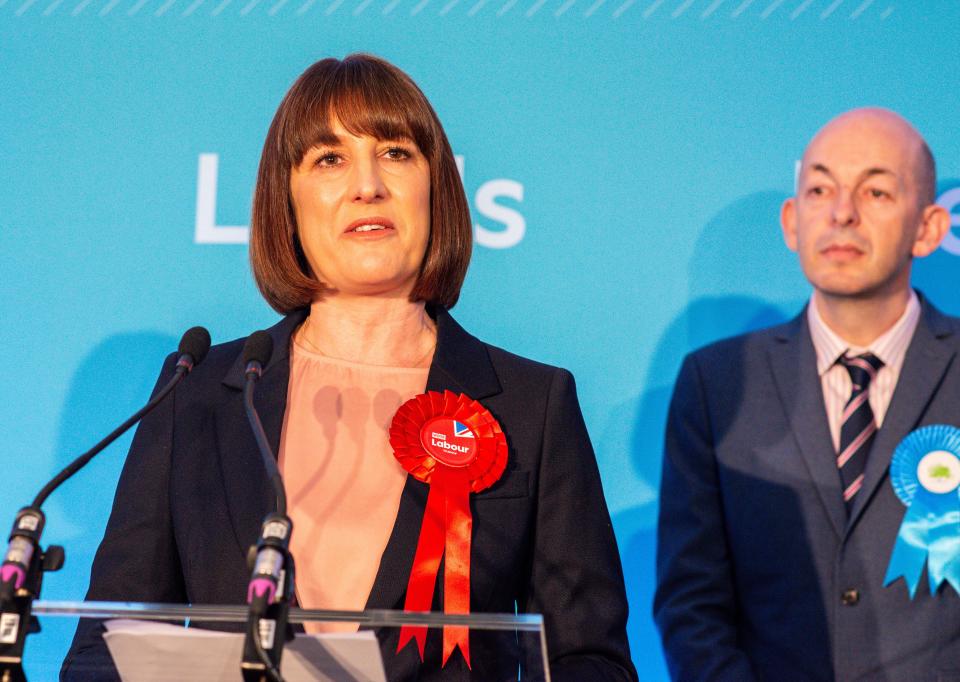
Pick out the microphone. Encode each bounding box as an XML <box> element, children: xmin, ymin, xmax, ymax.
<box><xmin>239</xmin><ymin>331</ymin><xmax>295</xmax><ymax>682</ymax></box>
<box><xmin>243</xmin><ymin>330</ymin><xmax>273</xmax><ymax>379</ymax></box>
<box><xmin>176</xmin><ymin>326</ymin><xmax>213</xmax><ymax>373</ymax></box>
<box><xmin>0</xmin><ymin>327</ymin><xmax>211</xmax><ymax>679</ymax></box>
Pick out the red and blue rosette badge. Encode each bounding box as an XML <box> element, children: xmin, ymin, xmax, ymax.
<box><xmin>389</xmin><ymin>390</ymin><xmax>508</xmax><ymax>668</ymax></box>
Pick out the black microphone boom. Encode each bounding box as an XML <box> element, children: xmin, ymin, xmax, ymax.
<box><xmin>33</xmin><ymin>326</ymin><xmax>211</xmax><ymax>509</ymax></box>
<box><xmin>242</xmin><ymin>331</ymin><xmax>285</xmax><ymax>514</ymax></box>
<box><xmin>0</xmin><ymin>326</ymin><xmax>211</xmax><ymax>682</ymax></box>
<box><xmin>239</xmin><ymin>330</ymin><xmax>295</xmax><ymax>682</ymax></box>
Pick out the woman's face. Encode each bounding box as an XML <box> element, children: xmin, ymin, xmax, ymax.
<box><xmin>290</xmin><ymin>119</ymin><xmax>431</xmax><ymax>300</ymax></box>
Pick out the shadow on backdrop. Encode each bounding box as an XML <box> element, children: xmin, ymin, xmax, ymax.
<box><xmin>45</xmin><ymin>332</ymin><xmax>178</xmax><ymax>592</ymax></box>
<box><xmin>25</xmin><ymin>331</ymin><xmax>176</xmax><ymax>678</ymax></box>
<box><xmin>611</xmin><ymin>191</ymin><xmax>808</xmax><ymax>678</ymax></box>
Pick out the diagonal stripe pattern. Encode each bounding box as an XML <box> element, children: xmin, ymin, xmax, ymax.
<box><xmin>836</xmin><ymin>352</ymin><xmax>884</xmax><ymax>511</ymax></box>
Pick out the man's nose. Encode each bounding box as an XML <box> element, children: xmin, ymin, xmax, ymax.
<box><xmin>831</xmin><ymin>189</ymin><xmax>859</xmax><ymax>227</ymax></box>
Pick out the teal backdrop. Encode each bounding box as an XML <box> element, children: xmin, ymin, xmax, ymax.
<box><xmin>2</xmin><ymin>1</ymin><xmax>959</xmax><ymax>677</ymax></box>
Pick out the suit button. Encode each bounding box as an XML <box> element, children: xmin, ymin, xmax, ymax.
<box><xmin>841</xmin><ymin>589</ymin><xmax>860</xmax><ymax>606</ymax></box>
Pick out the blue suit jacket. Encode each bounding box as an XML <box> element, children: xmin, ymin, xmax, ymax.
<box><xmin>63</xmin><ymin>306</ymin><xmax>636</xmax><ymax>681</ymax></box>
<box><xmin>654</xmin><ymin>295</ymin><xmax>960</xmax><ymax>681</ymax></box>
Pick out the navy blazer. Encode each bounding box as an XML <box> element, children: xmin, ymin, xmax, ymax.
<box><xmin>63</xmin><ymin>307</ymin><xmax>636</xmax><ymax>681</ymax></box>
<box><xmin>654</xmin><ymin>295</ymin><xmax>960</xmax><ymax>681</ymax></box>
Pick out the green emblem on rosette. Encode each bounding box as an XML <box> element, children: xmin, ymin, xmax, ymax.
<box><xmin>884</xmin><ymin>424</ymin><xmax>960</xmax><ymax>598</ymax></box>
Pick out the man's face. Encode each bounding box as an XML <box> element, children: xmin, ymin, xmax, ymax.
<box><xmin>781</xmin><ymin>111</ymin><xmax>931</xmax><ymax>302</ymax></box>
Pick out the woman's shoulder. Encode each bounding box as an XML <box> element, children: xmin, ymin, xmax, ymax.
<box><xmin>202</xmin><ymin>335</ymin><xmax>247</xmax><ymax>365</ymax></box>
<box><xmin>186</xmin><ymin>311</ymin><xmax>307</xmax><ymax>384</ymax></box>
<box><xmin>436</xmin><ymin>306</ymin><xmax>574</xmax><ymax>386</ymax></box>
<box><xmin>481</xmin><ymin>342</ymin><xmax>573</xmax><ymax>385</ymax></box>
<box><xmin>437</xmin><ymin>316</ymin><xmax>577</xmax><ymax>418</ymax></box>
<box><xmin>179</xmin><ymin>335</ymin><xmax>245</xmax><ymax>383</ymax></box>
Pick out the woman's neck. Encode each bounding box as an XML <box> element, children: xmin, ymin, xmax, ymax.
<box><xmin>298</xmin><ymin>295</ymin><xmax>437</xmax><ymax>368</ymax></box>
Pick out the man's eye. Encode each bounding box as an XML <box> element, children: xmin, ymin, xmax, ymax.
<box><xmin>807</xmin><ymin>186</ymin><xmax>826</xmax><ymax>197</ymax></box>
<box><xmin>867</xmin><ymin>188</ymin><xmax>890</xmax><ymax>199</ymax></box>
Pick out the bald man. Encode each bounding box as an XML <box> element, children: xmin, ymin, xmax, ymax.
<box><xmin>654</xmin><ymin>109</ymin><xmax>959</xmax><ymax>681</ymax></box>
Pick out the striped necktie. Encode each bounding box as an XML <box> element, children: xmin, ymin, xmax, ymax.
<box><xmin>836</xmin><ymin>352</ymin><xmax>885</xmax><ymax>510</ymax></box>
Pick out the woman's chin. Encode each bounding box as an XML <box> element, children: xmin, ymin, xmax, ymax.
<box><xmin>323</xmin><ymin>276</ymin><xmax>417</xmax><ymax>301</ymax></box>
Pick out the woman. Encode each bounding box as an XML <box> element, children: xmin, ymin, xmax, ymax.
<box><xmin>63</xmin><ymin>54</ymin><xmax>636</xmax><ymax>681</ymax></box>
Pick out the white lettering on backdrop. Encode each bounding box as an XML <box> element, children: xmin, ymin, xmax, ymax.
<box><xmin>194</xmin><ymin>154</ymin><xmax>248</xmax><ymax>245</ymax></box>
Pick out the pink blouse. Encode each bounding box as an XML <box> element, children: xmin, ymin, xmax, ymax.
<box><xmin>278</xmin><ymin>337</ymin><xmax>429</xmax><ymax>632</ymax></box>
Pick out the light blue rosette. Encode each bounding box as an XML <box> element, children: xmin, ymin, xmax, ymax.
<box><xmin>884</xmin><ymin>424</ymin><xmax>960</xmax><ymax>598</ymax></box>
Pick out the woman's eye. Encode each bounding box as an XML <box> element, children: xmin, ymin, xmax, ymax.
<box><xmin>315</xmin><ymin>152</ymin><xmax>341</xmax><ymax>167</ymax></box>
<box><xmin>385</xmin><ymin>146</ymin><xmax>412</xmax><ymax>160</ymax></box>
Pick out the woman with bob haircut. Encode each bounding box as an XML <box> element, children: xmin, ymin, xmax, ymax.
<box><xmin>63</xmin><ymin>54</ymin><xmax>636</xmax><ymax>681</ymax></box>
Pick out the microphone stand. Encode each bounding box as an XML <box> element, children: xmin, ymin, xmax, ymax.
<box><xmin>0</xmin><ymin>511</ymin><xmax>63</xmax><ymax>682</ymax></box>
<box><xmin>240</xmin><ymin>349</ymin><xmax>295</xmax><ymax>682</ymax></box>
<box><xmin>0</xmin><ymin>356</ymin><xmax>197</xmax><ymax>682</ymax></box>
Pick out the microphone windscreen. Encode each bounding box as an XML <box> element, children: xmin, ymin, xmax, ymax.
<box><xmin>179</xmin><ymin>326</ymin><xmax>212</xmax><ymax>366</ymax></box>
<box><xmin>242</xmin><ymin>330</ymin><xmax>274</xmax><ymax>369</ymax></box>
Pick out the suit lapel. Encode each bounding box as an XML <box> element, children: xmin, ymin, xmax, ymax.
<box><xmin>848</xmin><ymin>302</ymin><xmax>957</xmax><ymax>527</ymax></box>
<box><xmin>217</xmin><ymin>311</ymin><xmax>306</xmax><ymax>562</ymax></box>
<box><xmin>768</xmin><ymin>313</ymin><xmax>847</xmax><ymax>538</ymax></box>
<box><xmin>365</xmin><ymin>306</ymin><xmax>502</xmax><ymax>611</ymax></box>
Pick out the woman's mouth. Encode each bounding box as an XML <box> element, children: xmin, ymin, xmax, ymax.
<box><xmin>346</xmin><ymin>217</ymin><xmax>396</xmax><ymax>234</ymax></box>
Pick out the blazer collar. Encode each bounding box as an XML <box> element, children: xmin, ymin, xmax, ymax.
<box><xmin>769</xmin><ymin>294</ymin><xmax>958</xmax><ymax>535</ymax></box>
<box><xmin>769</xmin><ymin>310</ymin><xmax>847</xmax><ymax>538</ymax></box>
<box><xmin>215</xmin><ymin>310</ymin><xmax>306</xmax><ymax>566</ymax></box>
<box><xmin>221</xmin><ymin>309</ymin><xmax>307</xmax><ymax>391</ymax></box>
<box><xmin>424</xmin><ymin>304</ymin><xmax>502</xmax><ymax>398</ymax></box>
<box><xmin>221</xmin><ymin>304</ymin><xmax>502</xmax><ymax>399</ymax></box>
<box><xmin>848</xmin><ymin>293</ymin><xmax>957</xmax><ymax>527</ymax></box>
<box><xmin>366</xmin><ymin>304</ymin><xmax>503</xmax><ymax>611</ymax></box>
<box><xmin>216</xmin><ymin>304</ymin><xmax>503</xmax><ymax>610</ymax></box>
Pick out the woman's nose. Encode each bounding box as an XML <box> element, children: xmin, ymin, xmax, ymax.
<box><xmin>350</xmin><ymin>157</ymin><xmax>387</xmax><ymax>203</ymax></box>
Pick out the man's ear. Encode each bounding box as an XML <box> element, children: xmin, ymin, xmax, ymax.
<box><xmin>912</xmin><ymin>203</ymin><xmax>950</xmax><ymax>258</ymax></box>
<box><xmin>781</xmin><ymin>197</ymin><xmax>799</xmax><ymax>252</ymax></box>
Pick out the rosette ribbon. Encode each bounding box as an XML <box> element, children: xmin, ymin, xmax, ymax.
<box><xmin>389</xmin><ymin>390</ymin><xmax>508</xmax><ymax>668</ymax></box>
<box><xmin>884</xmin><ymin>424</ymin><xmax>960</xmax><ymax>598</ymax></box>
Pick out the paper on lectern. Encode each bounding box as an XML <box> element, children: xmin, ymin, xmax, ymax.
<box><xmin>103</xmin><ymin>619</ymin><xmax>387</xmax><ymax>682</ymax></box>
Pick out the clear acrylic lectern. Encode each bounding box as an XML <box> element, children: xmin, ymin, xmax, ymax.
<box><xmin>23</xmin><ymin>600</ymin><xmax>550</xmax><ymax>681</ymax></box>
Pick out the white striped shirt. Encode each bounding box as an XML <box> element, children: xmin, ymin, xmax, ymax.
<box><xmin>807</xmin><ymin>291</ymin><xmax>921</xmax><ymax>451</ymax></box>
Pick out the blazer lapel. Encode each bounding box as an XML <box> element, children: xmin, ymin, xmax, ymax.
<box><xmin>217</xmin><ymin>311</ymin><xmax>306</xmax><ymax>561</ymax></box>
<box><xmin>848</xmin><ymin>301</ymin><xmax>957</xmax><ymax>527</ymax></box>
<box><xmin>365</xmin><ymin>306</ymin><xmax>503</xmax><ymax>611</ymax></box>
<box><xmin>768</xmin><ymin>313</ymin><xmax>847</xmax><ymax>538</ymax></box>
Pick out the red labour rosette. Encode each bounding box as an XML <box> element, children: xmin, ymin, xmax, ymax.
<box><xmin>389</xmin><ymin>390</ymin><xmax>508</xmax><ymax>669</ymax></box>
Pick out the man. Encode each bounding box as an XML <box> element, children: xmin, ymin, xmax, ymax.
<box><xmin>654</xmin><ymin>108</ymin><xmax>959</xmax><ymax>681</ymax></box>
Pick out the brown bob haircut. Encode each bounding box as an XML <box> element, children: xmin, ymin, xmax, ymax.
<box><xmin>250</xmin><ymin>54</ymin><xmax>472</xmax><ymax>314</ymax></box>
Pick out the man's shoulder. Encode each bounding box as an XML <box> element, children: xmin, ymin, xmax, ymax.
<box><xmin>686</xmin><ymin>315</ymin><xmax>802</xmax><ymax>368</ymax></box>
<box><xmin>919</xmin><ymin>295</ymin><xmax>960</xmax><ymax>340</ymax></box>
